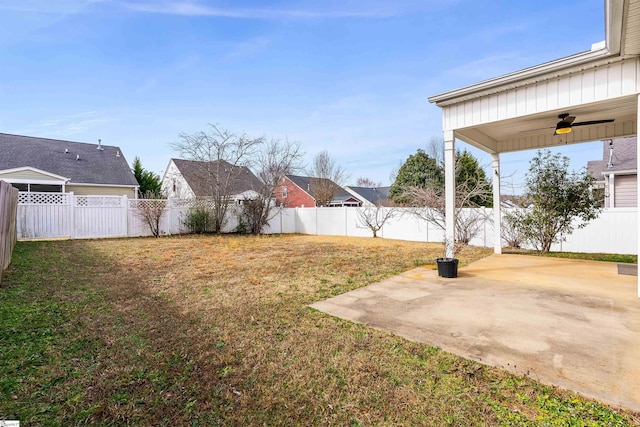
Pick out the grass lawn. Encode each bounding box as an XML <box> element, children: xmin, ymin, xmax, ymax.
<box><xmin>1</xmin><ymin>235</ymin><xmax>638</xmax><ymax>426</ymax></box>
<box><xmin>504</xmin><ymin>248</ymin><xmax>637</xmax><ymax>264</ymax></box>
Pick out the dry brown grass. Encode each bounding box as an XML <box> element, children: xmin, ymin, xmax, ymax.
<box><xmin>2</xmin><ymin>235</ymin><xmax>637</xmax><ymax>426</ymax></box>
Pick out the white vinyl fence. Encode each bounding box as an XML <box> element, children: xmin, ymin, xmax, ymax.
<box><xmin>17</xmin><ymin>192</ymin><xmax>240</xmax><ymax>240</ymax></box>
<box><xmin>16</xmin><ymin>192</ymin><xmax>638</xmax><ymax>255</ymax></box>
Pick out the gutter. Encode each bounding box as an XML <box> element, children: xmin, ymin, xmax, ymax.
<box><xmin>602</xmin><ymin>168</ymin><xmax>638</xmax><ymax>176</ymax></box>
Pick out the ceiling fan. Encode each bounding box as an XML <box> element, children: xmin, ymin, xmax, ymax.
<box><xmin>553</xmin><ymin>113</ymin><xmax>614</xmax><ymax>135</ymax></box>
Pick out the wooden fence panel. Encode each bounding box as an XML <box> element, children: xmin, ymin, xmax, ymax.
<box><xmin>0</xmin><ymin>181</ymin><xmax>19</xmax><ymax>284</ymax></box>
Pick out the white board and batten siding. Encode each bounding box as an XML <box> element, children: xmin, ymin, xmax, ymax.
<box><xmin>443</xmin><ymin>58</ymin><xmax>639</xmax><ymax>128</ymax></box>
<box><xmin>441</xmin><ymin>56</ymin><xmax>639</xmax><ymax>152</ymax></box>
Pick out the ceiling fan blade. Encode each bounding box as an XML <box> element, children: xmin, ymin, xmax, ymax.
<box><xmin>519</xmin><ymin>126</ymin><xmax>555</xmax><ymax>133</ymax></box>
<box><xmin>563</xmin><ymin>115</ymin><xmax>576</xmax><ymax>125</ymax></box>
<box><xmin>571</xmin><ymin>119</ymin><xmax>615</xmax><ymax>127</ymax></box>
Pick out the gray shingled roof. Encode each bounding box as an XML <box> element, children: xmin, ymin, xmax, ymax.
<box><xmin>0</xmin><ymin>133</ymin><xmax>138</xmax><ymax>186</ymax></box>
<box><xmin>587</xmin><ymin>136</ymin><xmax>637</xmax><ymax>180</ymax></box>
<box><xmin>345</xmin><ymin>186</ymin><xmax>391</xmax><ymax>205</ymax></box>
<box><xmin>286</xmin><ymin>174</ymin><xmax>356</xmax><ymax>203</ymax></box>
<box><xmin>172</xmin><ymin>158</ymin><xmax>263</xmax><ymax>197</ymax></box>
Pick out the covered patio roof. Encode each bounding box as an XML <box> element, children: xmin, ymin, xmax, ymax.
<box><xmin>428</xmin><ymin>0</ymin><xmax>639</xmax><ymax>295</ymax></box>
<box><xmin>430</xmin><ymin>0</ymin><xmax>638</xmax><ymax>152</ymax></box>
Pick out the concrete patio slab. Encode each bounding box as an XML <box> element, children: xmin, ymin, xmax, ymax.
<box><xmin>310</xmin><ymin>254</ymin><xmax>640</xmax><ymax>412</ymax></box>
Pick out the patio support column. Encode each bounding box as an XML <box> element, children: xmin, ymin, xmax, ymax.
<box><xmin>491</xmin><ymin>153</ymin><xmax>502</xmax><ymax>254</ymax></box>
<box><xmin>444</xmin><ymin>130</ymin><xmax>455</xmax><ymax>258</ymax></box>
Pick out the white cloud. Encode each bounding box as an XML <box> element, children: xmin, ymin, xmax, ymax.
<box><xmin>120</xmin><ymin>0</ymin><xmax>436</xmax><ymax>19</ymax></box>
<box><xmin>20</xmin><ymin>111</ymin><xmax>110</xmax><ymax>138</ymax></box>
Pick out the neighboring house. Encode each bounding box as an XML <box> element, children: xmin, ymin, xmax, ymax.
<box><xmin>0</xmin><ymin>133</ymin><xmax>139</xmax><ymax>197</ymax></box>
<box><xmin>587</xmin><ymin>136</ymin><xmax>637</xmax><ymax>208</ymax></box>
<box><xmin>161</xmin><ymin>158</ymin><xmax>262</xmax><ymax>200</ymax></box>
<box><xmin>500</xmin><ymin>194</ymin><xmax>528</xmax><ymax>209</ymax></box>
<box><xmin>345</xmin><ymin>186</ymin><xmax>391</xmax><ymax>207</ymax></box>
<box><xmin>275</xmin><ymin>175</ymin><xmax>361</xmax><ymax>207</ymax></box>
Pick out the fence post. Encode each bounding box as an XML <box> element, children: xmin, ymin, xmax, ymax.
<box><xmin>69</xmin><ymin>192</ymin><xmax>75</xmax><ymax>239</ymax></box>
<box><xmin>344</xmin><ymin>206</ymin><xmax>348</xmax><ymax>236</ymax></box>
<box><xmin>166</xmin><ymin>198</ymin><xmax>173</xmax><ymax>236</ymax></box>
<box><xmin>122</xmin><ymin>195</ymin><xmax>128</xmax><ymax>237</ymax></box>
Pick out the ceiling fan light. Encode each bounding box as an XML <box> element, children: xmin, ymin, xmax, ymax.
<box><xmin>555</xmin><ymin>123</ymin><xmax>572</xmax><ymax>134</ymax></box>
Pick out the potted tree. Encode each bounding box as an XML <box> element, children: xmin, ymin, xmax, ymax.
<box><xmin>436</xmin><ymin>240</ymin><xmax>459</xmax><ymax>278</ymax></box>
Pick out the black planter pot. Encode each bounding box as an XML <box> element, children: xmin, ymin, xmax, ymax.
<box><xmin>436</xmin><ymin>258</ymin><xmax>459</xmax><ymax>278</ymax></box>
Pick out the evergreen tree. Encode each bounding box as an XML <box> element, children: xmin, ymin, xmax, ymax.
<box><xmin>389</xmin><ymin>149</ymin><xmax>443</xmax><ymax>204</ymax></box>
<box><xmin>455</xmin><ymin>150</ymin><xmax>492</xmax><ymax>207</ymax></box>
<box><xmin>132</xmin><ymin>156</ymin><xmax>162</xmax><ymax>197</ymax></box>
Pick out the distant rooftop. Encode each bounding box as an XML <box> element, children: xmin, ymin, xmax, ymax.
<box><xmin>0</xmin><ymin>133</ymin><xmax>138</xmax><ymax>186</ymax></box>
<box><xmin>171</xmin><ymin>158</ymin><xmax>262</xmax><ymax>197</ymax></box>
<box><xmin>587</xmin><ymin>136</ymin><xmax>637</xmax><ymax>180</ymax></box>
<box><xmin>345</xmin><ymin>186</ymin><xmax>391</xmax><ymax>205</ymax></box>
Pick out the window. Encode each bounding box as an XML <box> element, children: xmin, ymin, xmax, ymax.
<box><xmin>281</xmin><ymin>186</ymin><xmax>287</xmax><ymax>198</ymax></box>
<box><xmin>11</xmin><ymin>183</ymin><xmax>62</xmax><ymax>192</ymax></box>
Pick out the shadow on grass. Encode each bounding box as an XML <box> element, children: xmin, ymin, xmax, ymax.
<box><xmin>0</xmin><ymin>237</ymin><xmax>637</xmax><ymax>426</ymax></box>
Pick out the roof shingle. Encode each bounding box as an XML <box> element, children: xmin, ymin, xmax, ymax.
<box><xmin>172</xmin><ymin>158</ymin><xmax>263</xmax><ymax>197</ymax></box>
<box><xmin>0</xmin><ymin>133</ymin><xmax>138</xmax><ymax>186</ymax></box>
<box><xmin>588</xmin><ymin>136</ymin><xmax>637</xmax><ymax>179</ymax></box>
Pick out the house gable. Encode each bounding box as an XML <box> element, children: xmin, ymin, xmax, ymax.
<box><xmin>161</xmin><ymin>158</ymin><xmax>263</xmax><ymax>199</ymax></box>
<box><xmin>0</xmin><ymin>166</ymin><xmax>69</xmax><ymax>183</ymax></box>
<box><xmin>275</xmin><ymin>176</ymin><xmax>316</xmax><ymax>207</ymax></box>
<box><xmin>161</xmin><ymin>159</ymin><xmax>196</xmax><ymax>199</ymax></box>
<box><xmin>275</xmin><ymin>175</ymin><xmax>360</xmax><ymax>207</ymax></box>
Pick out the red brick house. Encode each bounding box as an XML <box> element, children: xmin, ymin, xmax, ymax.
<box><xmin>275</xmin><ymin>175</ymin><xmax>361</xmax><ymax>207</ymax></box>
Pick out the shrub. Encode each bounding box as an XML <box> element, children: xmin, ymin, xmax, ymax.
<box><xmin>183</xmin><ymin>207</ymin><xmax>216</xmax><ymax>234</ymax></box>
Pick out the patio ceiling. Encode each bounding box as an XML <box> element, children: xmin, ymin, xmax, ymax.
<box><xmin>458</xmin><ymin>94</ymin><xmax>638</xmax><ymax>154</ymax></box>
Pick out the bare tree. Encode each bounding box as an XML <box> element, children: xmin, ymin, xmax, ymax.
<box><xmin>356</xmin><ymin>203</ymin><xmax>398</xmax><ymax>238</ymax></box>
<box><xmin>134</xmin><ymin>190</ymin><xmax>167</xmax><ymax>238</ymax></box>
<box><xmin>240</xmin><ymin>138</ymin><xmax>303</xmax><ymax>234</ymax></box>
<box><xmin>356</xmin><ymin>177</ymin><xmax>381</xmax><ymax>188</ymax></box>
<box><xmin>307</xmin><ymin>150</ymin><xmax>349</xmax><ymax>206</ymax></box>
<box><xmin>388</xmin><ymin>161</ymin><xmax>402</xmax><ymax>187</ymax></box>
<box><xmin>426</xmin><ymin>136</ymin><xmax>444</xmax><ymax>167</ymax></box>
<box><xmin>404</xmin><ymin>157</ymin><xmax>493</xmax><ymax>244</ymax></box>
<box><xmin>501</xmin><ymin>211</ymin><xmax>523</xmax><ymax>248</ymax></box>
<box><xmin>171</xmin><ymin>124</ymin><xmax>263</xmax><ymax>233</ymax></box>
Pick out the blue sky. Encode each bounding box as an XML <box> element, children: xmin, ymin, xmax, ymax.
<box><xmin>0</xmin><ymin>0</ymin><xmax>607</xmax><ymax>193</ymax></box>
